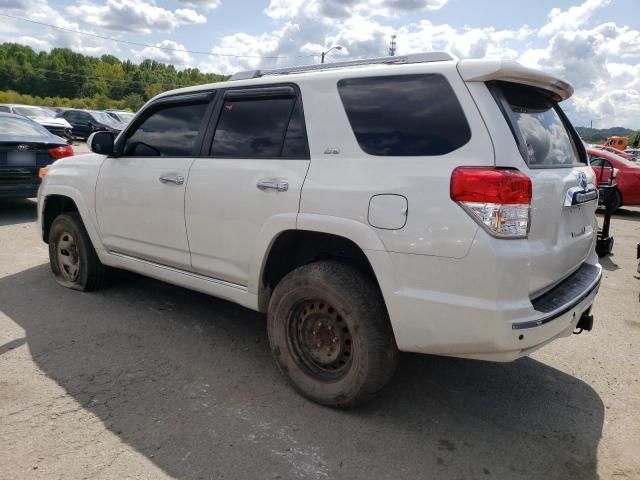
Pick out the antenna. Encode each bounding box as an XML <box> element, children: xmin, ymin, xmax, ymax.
<box><xmin>389</xmin><ymin>34</ymin><xmax>397</xmax><ymax>57</ymax></box>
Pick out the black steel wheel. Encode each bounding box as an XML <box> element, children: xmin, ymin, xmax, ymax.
<box><xmin>288</xmin><ymin>299</ymin><xmax>353</xmax><ymax>381</ymax></box>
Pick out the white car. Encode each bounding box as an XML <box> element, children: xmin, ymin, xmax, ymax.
<box><xmin>37</xmin><ymin>53</ymin><xmax>601</xmax><ymax>407</ymax></box>
<box><xmin>0</xmin><ymin>104</ymin><xmax>73</xmax><ymax>141</ymax></box>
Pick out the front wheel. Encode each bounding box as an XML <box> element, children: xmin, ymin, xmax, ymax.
<box><xmin>267</xmin><ymin>261</ymin><xmax>398</xmax><ymax>408</ymax></box>
<box><xmin>49</xmin><ymin>213</ymin><xmax>106</xmax><ymax>291</ymax></box>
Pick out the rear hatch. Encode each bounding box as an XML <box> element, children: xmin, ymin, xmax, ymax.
<box><xmin>459</xmin><ymin>61</ymin><xmax>597</xmax><ymax>296</ymax></box>
<box><xmin>493</xmin><ymin>81</ymin><xmax>596</xmax><ymax>295</ymax></box>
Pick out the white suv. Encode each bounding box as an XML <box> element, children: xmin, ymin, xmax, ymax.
<box><xmin>38</xmin><ymin>53</ymin><xmax>602</xmax><ymax>407</ymax></box>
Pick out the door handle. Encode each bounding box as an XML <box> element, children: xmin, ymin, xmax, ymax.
<box><xmin>159</xmin><ymin>174</ymin><xmax>185</xmax><ymax>185</ymax></box>
<box><xmin>256</xmin><ymin>179</ymin><xmax>289</xmax><ymax>192</ymax></box>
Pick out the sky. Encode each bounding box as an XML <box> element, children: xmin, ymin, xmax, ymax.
<box><xmin>0</xmin><ymin>0</ymin><xmax>639</xmax><ymax>128</ymax></box>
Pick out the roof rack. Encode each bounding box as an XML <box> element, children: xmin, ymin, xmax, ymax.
<box><xmin>229</xmin><ymin>51</ymin><xmax>455</xmax><ymax>81</ymax></box>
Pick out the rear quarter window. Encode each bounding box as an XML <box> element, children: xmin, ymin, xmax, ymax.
<box><xmin>337</xmin><ymin>74</ymin><xmax>471</xmax><ymax>156</ymax></box>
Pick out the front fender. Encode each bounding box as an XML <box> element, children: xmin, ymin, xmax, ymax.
<box><xmin>39</xmin><ymin>185</ymin><xmax>106</xmax><ymax>253</ymax></box>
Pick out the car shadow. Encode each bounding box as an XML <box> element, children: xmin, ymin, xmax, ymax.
<box><xmin>0</xmin><ymin>198</ymin><xmax>37</xmax><ymax>226</ymax></box>
<box><xmin>0</xmin><ymin>265</ymin><xmax>605</xmax><ymax>480</ymax></box>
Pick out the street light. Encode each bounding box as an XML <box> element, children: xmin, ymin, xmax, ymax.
<box><xmin>321</xmin><ymin>45</ymin><xmax>343</xmax><ymax>64</ymax></box>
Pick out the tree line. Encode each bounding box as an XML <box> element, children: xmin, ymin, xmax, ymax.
<box><xmin>0</xmin><ymin>43</ymin><xmax>227</xmax><ymax>111</ymax></box>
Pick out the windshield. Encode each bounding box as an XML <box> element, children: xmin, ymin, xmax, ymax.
<box><xmin>13</xmin><ymin>106</ymin><xmax>49</xmax><ymax>119</ymax></box>
<box><xmin>118</xmin><ymin>112</ymin><xmax>135</xmax><ymax>123</ymax></box>
<box><xmin>493</xmin><ymin>81</ymin><xmax>585</xmax><ymax>168</ymax></box>
<box><xmin>90</xmin><ymin>111</ymin><xmax>121</xmax><ymax>126</ymax></box>
<box><xmin>0</xmin><ymin>116</ymin><xmax>50</xmax><ymax>137</ymax></box>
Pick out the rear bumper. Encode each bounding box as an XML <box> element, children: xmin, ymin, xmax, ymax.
<box><xmin>368</xmin><ymin>249</ymin><xmax>602</xmax><ymax>362</ymax></box>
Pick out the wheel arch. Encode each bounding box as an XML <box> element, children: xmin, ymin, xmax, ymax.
<box><xmin>40</xmin><ymin>187</ymin><xmax>104</xmax><ymax>253</ymax></box>
<box><xmin>257</xmin><ymin>224</ymin><xmax>389</xmax><ymax>313</ymax></box>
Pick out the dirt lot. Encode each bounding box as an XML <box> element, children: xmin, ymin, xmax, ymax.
<box><xmin>0</xmin><ymin>199</ymin><xmax>638</xmax><ymax>480</ymax></box>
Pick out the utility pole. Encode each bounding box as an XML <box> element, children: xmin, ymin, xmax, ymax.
<box><xmin>389</xmin><ymin>34</ymin><xmax>397</xmax><ymax>56</ymax></box>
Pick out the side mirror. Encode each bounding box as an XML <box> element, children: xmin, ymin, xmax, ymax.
<box><xmin>88</xmin><ymin>131</ymin><xmax>115</xmax><ymax>155</ymax></box>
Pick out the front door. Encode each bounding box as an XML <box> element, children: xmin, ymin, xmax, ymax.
<box><xmin>96</xmin><ymin>95</ymin><xmax>212</xmax><ymax>269</ymax></box>
<box><xmin>186</xmin><ymin>85</ymin><xmax>310</xmax><ymax>286</ymax></box>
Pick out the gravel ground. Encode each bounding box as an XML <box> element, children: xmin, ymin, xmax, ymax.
<box><xmin>0</xmin><ymin>199</ymin><xmax>638</xmax><ymax>480</ymax></box>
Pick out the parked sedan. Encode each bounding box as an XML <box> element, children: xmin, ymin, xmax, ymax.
<box><xmin>588</xmin><ymin>147</ymin><xmax>640</xmax><ymax>211</ymax></box>
<box><xmin>593</xmin><ymin>145</ymin><xmax>636</xmax><ymax>161</ymax></box>
<box><xmin>57</xmin><ymin>109</ymin><xmax>125</xmax><ymax>140</ymax></box>
<box><xmin>0</xmin><ymin>104</ymin><xmax>73</xmax><ymax>142</ymax></box>
<box><xmin>0</xmin><ymin>112</ymin><xmax>73</xmax><ymax>199</ymax></box>
<box><xmin>105</xmin><ymin>109</ymin><xmax>135</xmax><ymax>124</ymax></box>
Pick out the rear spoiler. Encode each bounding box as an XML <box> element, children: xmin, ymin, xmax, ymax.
<box><xmin>457</xmin><ymin>59</ymin><xmax>574</xmax><ymax>102</ymax></box>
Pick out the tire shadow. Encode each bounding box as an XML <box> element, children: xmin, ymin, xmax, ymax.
<box><xmin>0</xmin><ymin>265</ymin><xmax>604</xmax><ymax>480</ymax></box>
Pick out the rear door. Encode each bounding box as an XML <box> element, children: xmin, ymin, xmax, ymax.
<box><xmin>485</xmin><ymin>81</ymin><xmax>597</xmax><ymax>295</ymax></box>
<box><xmin>185</xmin><ymin>84</ymin><xmax>310</xmax><ymax>286</ymax></box>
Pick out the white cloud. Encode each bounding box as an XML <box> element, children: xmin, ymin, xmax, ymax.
<box><xmin>266</xmin><ymin>0</ymin><xmax>448</xmax><ymax>19</ymax></box>
<box><xmin>539</xmin><ymin>0</ymin><xmax>611</xmax><ymax>36</ymax></box>
<box><xmin>175</xmin><ymin>0</ymin><xmax>221</xmax><ymax>9</ymax></box>
<box><xmin>134</xmin><ymin>40</ymin><xmax>193</xmax><ymax>66</ymax></box>
<box><xmin>67</xmin><ymin>0</ymin><xmax>206</xmax><ymax>33</ymax></box>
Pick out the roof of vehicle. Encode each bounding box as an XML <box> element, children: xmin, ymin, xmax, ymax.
<box><xmin>588</xmin><ymin>147</ymin><xmax>639</xmax><ymax>167</ymax></box>
<box><xmin>0</xmin><ymin>103</ymin><xmax>47</xmax><ymax>109</ymax></box>
<box><xmin>152</xmin><ymin>53</ymin><xmax>574</xmax><ymax>104</ymax></box>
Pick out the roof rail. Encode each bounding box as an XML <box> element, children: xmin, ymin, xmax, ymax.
<box><xmin>229</xmin><ymin>51</ymin><xmax>455</xmax><ymax>81</ymax></box>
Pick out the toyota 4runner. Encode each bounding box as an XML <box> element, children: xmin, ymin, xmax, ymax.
<box><xmin>38</xmin><ymin>53</ymin><xmax>602</xmax><ymax>407</ymax></box>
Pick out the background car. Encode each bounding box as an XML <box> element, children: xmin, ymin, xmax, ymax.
<box><xmin>0</xmin><ymin>104</ymin><xmax>73</xmax><ymax>142</ymax></box>
<box><xmin>624</xmin><ymin>148</ymin><xmax>640</xmax><ymax>160</ymax></box>
<box><xmin>593</xmin><ymin>144</ymin><xmax>636</xmax><ymax>161</ymax></box>
<box><xmin>588</xmin><ymin>147</ymin><xmax>640</xmax><ymax>211</ymax></box>
<box><xmin>57</xmin><ymin>109</ymin><xmax>125</xmax><ymax>140</ymax></box>
<box><xmin>105</xmin><ymin>109</ymin><xmax>135</xmax><ymax>124</ymax></box>
<box><xmin>0</xmin><ymin>112</ymin><xmax>73</xmax><ymax>199</ymax></box>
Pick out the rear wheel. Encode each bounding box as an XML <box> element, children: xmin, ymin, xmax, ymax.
<box><xmin>609</xmin><ymin>189</ymin><xmax>622</xmax><ymax>213</ymax></box>
<box><xmin>49</xmin><ymin>213</ymin><xmax>106</xmax><ymax>291</ymax></box>
<box><xmin>267</xmin><ymin>261</ymin><xmax>398</xmax><ymax>408</ymax></box>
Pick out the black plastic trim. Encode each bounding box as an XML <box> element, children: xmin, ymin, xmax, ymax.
<box><xmin>512</xmin><ymin>264</ymin><xmax>601</xmax><ymax>330</ymax></box>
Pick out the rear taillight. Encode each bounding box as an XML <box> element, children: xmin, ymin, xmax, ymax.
<box><xmin>48</xmin><ymin>145</ymin><xmax>74</xmax><ymax>160</ymax></box>
<box><xmin>451</xmin><ymin>167</ymin><xmax>532</xmax><ymax>238</ymax></box>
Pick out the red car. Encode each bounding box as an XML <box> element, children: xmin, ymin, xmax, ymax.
<box><xmin>593</xmin><ymin>145</ymin><xmax>636</xmax><ymax>161</ymax></box>
<box><xmin>588</xmin><ymin>147</ymin><xmax>640</xmax><ymax>211</ymax></box>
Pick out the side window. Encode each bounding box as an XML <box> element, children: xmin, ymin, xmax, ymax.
<box><xmin>123</xmin><ymin>101</ymin><xmax>209</xmax><ymax>157</ymax></box>
<box><xmin>210</xmin><ymin>93</ymin><xmax>308</xmax><ymax>158</ymax></box>
<box><xmin>337</xmin><ymin>74</ymin><xmax>471</xmax><ymax>156</ymax></box>
<box><xmin>590</xmin><ymin>157</ymin><xmax>604</xmax><ymax>167</ymax></box>
<box><xmin>0</xmin><ymin>106</ymin><xmax>10</xmax><ymax>113</ymax></box>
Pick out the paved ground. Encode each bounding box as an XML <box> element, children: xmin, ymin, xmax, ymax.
<box><xmin>0</xmin><ymin>199</ymin><xmax>638</xmax><ymax>480</ymax></box>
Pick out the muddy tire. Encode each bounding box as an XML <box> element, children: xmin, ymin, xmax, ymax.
<box><xmin>49</xmin><ymin>213</ymin><xmax>106</xmax><ymax>292</ymax></box>
<box><xmin>267</xmin><ymin>261</ymin><xmax>398</xmax><ymax>408</ymax></box>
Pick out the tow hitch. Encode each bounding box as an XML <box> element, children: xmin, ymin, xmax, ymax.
<box><xmin>573</xmin><ymin>309</ymin><xmax>594</xmax><ymax>334</ymax></box>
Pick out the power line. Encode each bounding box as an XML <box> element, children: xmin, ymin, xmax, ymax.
<box><xmin>0</xmin><ymin>13</ymin><xmax>317</xmax><ymax>60</ymax></box>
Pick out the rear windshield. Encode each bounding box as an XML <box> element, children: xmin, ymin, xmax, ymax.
<box><xmin>0</xmin><ymin>116</ymin><xmax>50</xmax><ymax>137</ymax></box>
<box><xmin>492</xmin><ymin>81</ymin><xmax>585</xmax><ymax>168</ymax></box>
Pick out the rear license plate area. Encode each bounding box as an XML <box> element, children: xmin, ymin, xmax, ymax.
<box><xmin>7</xmin><ymin>151</ymin><xmax>36</xmax><ymax>166</ymax></box>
